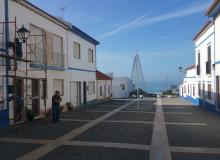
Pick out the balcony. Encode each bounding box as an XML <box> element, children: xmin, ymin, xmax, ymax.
<box><xmin>29</xmin><ymin>46</ymin><xmax>64</xmax><ymax>70</ymax></box>
<box><xmin>197</xmin><ymin>65</ymin><xmax>200</xmax><ymax>76</ymax></box>
<box><xmin>51</xmin><ymin>52</ymin><xmax>64</xmax><ymax>67</ymax></box>
<box><xmin>206</xmin><ymin>61</ymin><xmax>211</xmax><ymax>74</ymax></box>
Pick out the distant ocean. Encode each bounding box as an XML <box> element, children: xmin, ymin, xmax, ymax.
<box><xmin>145</xmin><ymin>82</ymin><xmax>178</xmax><ymax>94</ymax></box>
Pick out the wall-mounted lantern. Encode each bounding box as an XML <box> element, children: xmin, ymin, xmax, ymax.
<box><xmin>17</xmin><ymin>25</ymin><xmax>30</xmax><ymax>43</ymax></box>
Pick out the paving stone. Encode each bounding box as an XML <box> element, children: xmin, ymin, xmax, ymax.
<box><xmin>61</xmin><ymin>111</ymin><xmax>107</xmax><ymax>120</ymax></box>
<box><xmin>172</xmin><ymin>152</ymin><xmax>220</xmax><ymax>160</ymax></box>
<box><xmin>40</xmin><ymin>145</ymin><xmax>149</xmax><ymax>160</ymax></box>
<box><xmin>164</xmin><ymin>114</ymin><xmax>205</xmax><ymax>123</ymax></box>
<box><xmin>107</xmin><ymin>112</ymin><xmax>155</xmax><ymax>122</ymax></box>
<box><xmin>6</xmin><ymin>121</ymin><xmax>86</xmax><ymax>140</ymax></box>
<box><xmin>73</xmin><ymin>122</ymin><xmax>153</xmax><ymax>145</ymax></box>
<box><xmin>167</xmin><ymin>125</ymin><xmax>220</xmax><ymax>148</ymax></box>
<box><xmin>0</xmin><ymin>142</ymin><xmax>41</xmax><ymax>160</ymax></box>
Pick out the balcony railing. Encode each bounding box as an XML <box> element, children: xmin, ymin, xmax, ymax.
<box><xmin>29</xmin><ymin>46</ymin><xmax>64</xmax><ymax>68</ymax></box>
<box><xmin>197</xmin><ymin>65</ymin><xmax>200</xmax><ymax>76</ymax></box>
<box><xmin>51</xmin><ymin>52</ymin><xmax>64</xmax><ymax>67</ymax></box>
<box><xmin>206</xmin><ymin>61</ymin><xmax>211</xmax><ymax>74</ymax></box>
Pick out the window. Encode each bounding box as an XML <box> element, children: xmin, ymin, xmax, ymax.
<box><xmin>52</xmin><ymin>34</ymin><xmax>63</xmax><ymax>67</ymax></box>
<box><xmin>198</xmin><ymin>52</ymin><xmax>200</xmax><ymax>65</ymax></box>
<box><xmin>29</xmin><ymin>24</ymin><xmax>45</xmax><ymax>64</ymax></box>
<box><xmin>88</xmin><ymin>81</ymin><xmax>95</xmax><ymax>95</ymax></box>
<box><xmin>53</xmin><ymin>79</ymin><xmax>64</xmax><ymax>95</ymax></box>
<box><xmin>188</xmin><ymin>85</ymin><xmax>189</xmax><ymax>94</ymax></box>
<box><xmin>206</xmin><ymin>45</ymin><xmax>211</xmax><ymax>74</ymax></box>
<box><xmin>40</xmin><ymin>80</ymin><xmax>47</xmax><ymax>98</ymax></box>
<box><xmin>0</xmin><ymin>77</ymin><xmax>3</xmax><ymax>109</ymax></box>
<box><xmin>120</xmin><ymin>84</ymin><xmax>125</xmax><ymax>90</ymax></box>
<box><xmin>207</xmin><ymin>84</ymin><xmax>212</xmax><ymax>100</ymax></box>
<box><xmin>74</xmin><ymin>42</ymin><xmax>80</xmax><ymax>59</ymax></box>
<box><xmin>207</xmin><ymin>45</ymin><xmax>211</xmax><ymax>62</ymax></box>
<box><xmin>193</xmin><ymin>85</ymin><xmax>195</xmax><ymax>96</ymax></box>
<box><xmin>100</xmin><ymin>86</ymin><xmax>102</xmax><ymax>96</ymax></box>
<box><xmin>184</xmin><ymin>86</ymin><xmax>186</xmax><ymax>94</ymax></box>
<box><xmin>88</xmin><ymin>49</ymin><xmax>94</xmax><ymax>63</ymax></box>
<box><xmin>198</xmin><ymin>83</ymin><xmax>200</xmax><ymax>96</ymax></box>
<box><xmin>108</xmin><ymin>85</ymin><xmax>111</xmax><ymax>95</ymax></box>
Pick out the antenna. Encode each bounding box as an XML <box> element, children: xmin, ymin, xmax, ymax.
<box><xmin>60</xmin><ymin>0</ymin><xmax>68</xmax><ymax>19</ymax></box>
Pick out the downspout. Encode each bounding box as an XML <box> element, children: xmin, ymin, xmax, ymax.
<box><xmin>5</xmin><ymin>0</ymin><xmax>10</xmax><ymax>126</ymax></box>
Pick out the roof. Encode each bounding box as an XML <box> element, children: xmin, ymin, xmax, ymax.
<box><xmin>96</xmin><ymin>70</ymin><xmax>112</xmax><ymax>80</ymax></box>
<box><xmin>206</xmin><ymin>0</ymin><xmax>220</xmax><ymax>16</ymax></box>
<box><xmin>185</xmin><ymin>65</ymin><xmax>195</xmax><ymax>71</ymax></box>
<box><xmin>14</xmin><ymin>0</ymin><xmax>99</xmax><ymax>45</ymax></box>
<box><xmin>193</xmin><ymin>20</ymin><xmax>212</xmax><ymax>41</ymax></box>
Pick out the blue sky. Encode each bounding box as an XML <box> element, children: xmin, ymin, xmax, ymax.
<box><xmin>29</xmin><ymin>0</ymin><xmax>212</xmax><ymax>85</ymax></box>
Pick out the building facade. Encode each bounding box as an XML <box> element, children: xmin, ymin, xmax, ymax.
<box><xmin>179</xmin><ymin>65</ymin><xmax>198</xmax><ymax>105</ymax></box>
<box><xmin>112</xmin><ymin>77</ymin><xmax>134</xmax><ymax>98</ymax></box>
<box><xmin>180</xmin><ymin>0</ymin><xmax>220</xmax><ymax>112</ymax></box>
<box><xmin>0</xmin><ymin>0</ymin><xmax>99</xmax><ymax>126</ymax></box>
<box><xmin>96</xmin><ymin>70</ymin><xmax>112</xmax><ymax>101</ymax></box>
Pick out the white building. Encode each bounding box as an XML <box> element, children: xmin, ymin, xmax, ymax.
<box><xmin>180</xmin><ymin>0</ymin><xmax>220</xmax><ymax>112</ymax></box>
<box><xmin>206</xmin><ymin>0</ymin><xmax>220</xmax><ymax>111</ymax></box>
<box><xmin>193</xmin><ymin>19</ymin><xmax>215</xmax><ymax>110</ymax></box>
<box><xmin>179</xmin><ymin>65</ymin><xmax>198</xmax><ymax>105</ymax></box>
<box><xmin>112</xmin><ymin>77</ymin><xmax>134</xmax><ymax>98</ymax></box>
<box><xmin>0</xmin><ymin>0</ymin><xmax>99</xmax><ymax>126</ymax></box>
<box><xmin>96</xmin><ymin>70</ymin><xmax>112</xmax><ymax>101</ymax></box>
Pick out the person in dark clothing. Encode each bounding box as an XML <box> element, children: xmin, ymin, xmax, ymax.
<box><xmin>52</xmin><ymin>90</ymin><xmax>62</xmax><ymax>123</ymax></box>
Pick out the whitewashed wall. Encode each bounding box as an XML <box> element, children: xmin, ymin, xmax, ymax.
<box><xmin>97</xmin><ymin>80</ymin><xmax>112</xmax><ymax>100</ymax></box>
<box><xmin>195</xmin><ymin>23</ymin><xmax>215</xmax><ymax>105</ymax></box>
<box><xmin>112</xmin><ymin>77</ymin><xmax>133</xmax><ymax>98</ymax></box>
<box><xmin>215</xmin><ymin>14</ymin><xmax>220</xmax><ymax>75</ymax></box>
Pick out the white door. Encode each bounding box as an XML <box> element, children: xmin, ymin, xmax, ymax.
<box><xmin>70</xmin><ymin>82</ymin><xmax>81</xmax><ymax>107</ymax></box>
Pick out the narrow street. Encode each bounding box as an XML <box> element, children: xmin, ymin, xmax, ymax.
<box><xmin>1</xmin><ymin>98</ymin><xmax>220</xmax><ymax>160</ymax></box>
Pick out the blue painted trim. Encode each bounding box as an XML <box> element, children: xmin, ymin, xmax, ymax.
<box><xmin>195</xmin><ymin>32</ymin><xmax>214</xmax><ymax>48</ymax></box>
<box><xmin>208</xmin><ymin>2</ymin><xmax>220</xmax><ymax>17</ymax></box>
<box><xmin>70</xmin><ymin>26</ymin><xmax>100</xmax><ymax>45</ymax></box>
<box><xmin>0</xmin><ymin>48</ymin><xmax>6</xmax><ymax>52</ymax></box>
<box><xmin>23</xmin><ymin>1</ymin><xmax>99</xmax><ymax>46</ymax></box>
<box><xmin>30</xmin><ymin>63</ymin><xmax>66</xmax><ymax>71</ymax></box>
<box><xmin>68</xmin><ymin>67</ymin><xmax>96</xmax><ymax>73</ymax></box>
<box><xmin>185</xmin><ymin>95</ymin><xmax>200</xmax><ymax>105</ymax></box>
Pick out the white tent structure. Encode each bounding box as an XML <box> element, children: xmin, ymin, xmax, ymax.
<box><xmin>131</xmin><ymin>54</ymin><xmax>145</xmax><ymax>91</ymax></box>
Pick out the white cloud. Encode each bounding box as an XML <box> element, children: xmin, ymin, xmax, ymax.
<box><xmin>101</xmin><ymin>2</ymin><xmax>210</xmax><ymax>39</ymax></box>
<box><xmin>100</xmin><ymin>13</ymin><xmax>150</xmax><ymax>39</ymax></box>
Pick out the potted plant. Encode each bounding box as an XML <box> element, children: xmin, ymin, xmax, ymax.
<box><xmin>66</xmin><ymin>102</ymin><xmax>73</xmax><ymax>111</ymax></box>
<box><xmin>25</xmin><ymin>108</ymin><xmax>34</xmax><ymax>121</ymax></box>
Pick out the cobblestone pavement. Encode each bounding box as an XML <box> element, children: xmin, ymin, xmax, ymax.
<box><xmin>1</xmin><ymin>98</ymin><xmax>220</xmax><ymax>160</ymax></box>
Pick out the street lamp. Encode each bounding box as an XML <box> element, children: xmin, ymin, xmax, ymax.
<box><xmin>17</xmin><ymin>25</ymin><xmax>30</xmax><ymax>43</ymax></box>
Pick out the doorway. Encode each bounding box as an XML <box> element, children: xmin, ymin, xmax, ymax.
<box><xmin>83</xmin><ymin>81</ymin><xmax>87</xmax><ymax>105</ymax></box>
<box><xmin>32</xmin><ymin>79</ymin><xmax>40</xmax><ymax>117</ymax></box>
<box><xmin>14</xmin><ymin>79</ymin><xmax>24</xmax><ymax>122</ymax></box>
<box><xmin>70</xmin><ymin>81</ymin><xmax>81</xmax><ymax>107</ymax></box>
<box><xmin>202</xmin><ymin>83</ymin><xmax>205</xmax><ymax>107</ymax></box>
<box><xmin>216</xmin><ymin>76</ymin><xmax>220</xmax><ymax>110</ymax></box>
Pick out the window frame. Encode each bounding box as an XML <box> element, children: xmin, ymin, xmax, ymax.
<box><xmin>207</xmin><ymin>84</ymin><xmax>212</xmax><ymax>100</ymax></box>
<box><xmin>88</xmin><ymin>48</ymin><xmax>94</xmax><ymax>63</ymax></box>
<box><xmin>74</xmin><ymin>42</ymin><xmax>81</xmax><ymax>59</ymax></box>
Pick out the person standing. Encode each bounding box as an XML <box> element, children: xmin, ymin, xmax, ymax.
<box><xmin>52</xmin><ymin>90</ymin><xmax>62</xmax><ymax>123</ymax></box>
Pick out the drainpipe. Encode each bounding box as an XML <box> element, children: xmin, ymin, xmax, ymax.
<box><xmin>5</xmin><ymin>0</ymin><xmax>9</xmax><ymax>126</ymax></box>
